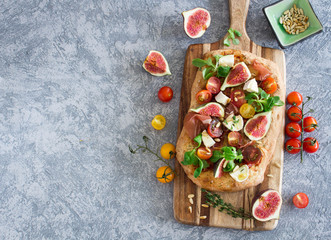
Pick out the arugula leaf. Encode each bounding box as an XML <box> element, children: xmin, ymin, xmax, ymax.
<box><xmin>217</xmin><ymin>66</ymin><xmax>231</xmax><ymax>77</ymax></box>
<box><xmin>224</xmin><ymin>28</ymin><xmax>241</xmax><ymax>47</ymax></box>
<box><xmin>209</xmin><ymin>147</ymin><xmax>243</xmax><ymax>163</ymax></box>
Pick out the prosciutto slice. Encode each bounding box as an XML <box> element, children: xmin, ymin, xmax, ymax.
<box><xmin>183</xmin><ymin>112</ymin><xmax>212</xmax><ymax>140</ymax></box>
<box><xmin>252</xmin><ymin>60</ymin><xmax>271</xmax><ymax>81</ymax></box>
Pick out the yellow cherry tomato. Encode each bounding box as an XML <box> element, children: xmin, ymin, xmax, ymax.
<box><xmin>156</xmin><ymin>166</ymin><xmax>175</xmax><ymax>183</ymax></box>
<box><xmin>151</xmin><ymin>115</ymin><xmax>166</xmax><ymax>130</ymax></box>
<box><xmin>160</xmin><ymin>143</ymin><xmax>176</xmax><ymax>159</ymax></box>
<box><xmin>239</xmin><ymin>103</ymin><xmax>256</xmax><ymax>119</ymax></box>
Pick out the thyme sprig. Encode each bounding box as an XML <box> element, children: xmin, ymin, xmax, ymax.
<box><xmin>129</xmin><ymin>136</ymin><xmax>176</xmax><ymax>175</ymax></box>
<box><xmin>203</xmin><ymin>189</ymin><xmax>253</xmax><ymax>220</ymax></box>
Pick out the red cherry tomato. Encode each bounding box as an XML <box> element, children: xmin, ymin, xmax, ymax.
<box><xmin>207</xmin><ymin>118</ymin><xmax>223</xmax><ymax>138</ymax></box>
<box><xmin>196</xmin><ymin>147</ymin><xmax>213</xmax><ymax>160</ymax></box>
<box><xmin>303</xmin><ymin>137</ymin><xmax>319</xmax><ymax>153</ymax></box>
<box><xmin>285</xmin><ymin>138</ymin><xmax>301</xmax><ymax>154</ymax></box>
<box><xmin>261</xmin><ymin>77</ymin><xmax>277</xmax><ymax>94</ymax></box>
<box><xmin>287</xmin><ymin>91</ymin><xmax>303</xmax><ymax>106</ymax></box>
<box><xmin>285</xmin><ymin>122</ymin><xmax>302</xmax><ymax>138</ymax></box>
<box><xmin>242</xmin><ymin>145</ymin><xmax>262</xmax><ymax>165</ymax></box>
<box><xmin>287</xmin><ymin>106</ymin><xmax>302</xmax><ymax>122</ymax></box>
<box><xmin>303</xmin><ymin>117</ymin><xmax>318</xmax><ymax>132</ymax></box>
<box><xmin>230</xmin><ymin>89</ymin><xmax>246</xmax><ymax>108</ymax></box>
<box><xmin>227</xmin><ymin>131</ymin><xmax>243</xmax><ymax>147</ymax></box>
<box><xmin>293</xmin><ymin>192</ymin><xmax>309</xmax><ymax>209</ymax></box>
<box><xmin>158</xmin><ymin>86</ymin><xmax>173</xmax><ymax>102</ymax></box>
<box><xmin>206</xmin><ymin>77</ymin><xmax>221</xmax><ymax>94</ymax></box>
<box><xmin>196</xmin><ymin>90</ymin><xmax>212</xmax><ymax>104</ymax></box>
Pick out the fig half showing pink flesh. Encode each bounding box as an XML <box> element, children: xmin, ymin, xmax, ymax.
<box><xmin>252</xmin><ymin>189</ymin><xmax>282</xmax><ymax>222</ymax></box>
<box><xmin>182</xmin><ymin>8</ymin><xmax>211</xmax><ymax>39</ymax></box>
<box><xmin>142</xmin><ymin>50</ymin><xmax>171</xmax><ymax>76</ymax></box>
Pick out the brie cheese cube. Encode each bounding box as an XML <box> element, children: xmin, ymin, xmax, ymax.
<box><xmin>215</xmin><ymin>91</ymin><xmax>230</xmax><ymax>106</ymax></box>
<box><xmin>202</xmin><ymin>130</ymin><xmax>215</xmax><ymax>148</ymax></box>
<box><xmin>243</xmin><ymin>78</ymin><xmax>259</xmax><ymax>93</ymax></box>
<box><xmin>222</xmin><ymin>114</ymin><xmax>244</xmax><ymax>132</ymax></box>
<box><xmin>218</xmin><ymin>55</ymin><xmax>234</xmax><ymax>67</ymax></box>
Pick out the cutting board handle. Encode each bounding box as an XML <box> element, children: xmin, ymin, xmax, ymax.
<box><xmin>228</xmin><ymin>0</ymin><xmax>250</xmax><ymax>42</ymax></box>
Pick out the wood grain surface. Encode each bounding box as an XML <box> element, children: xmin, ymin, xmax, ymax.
<box><xmin>173</xmin><ymin>0</ymin><xmax>286</xmax><ymax>231</ymax></box>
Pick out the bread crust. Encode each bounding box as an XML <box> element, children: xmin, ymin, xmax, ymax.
<box><xmin>176</xmin><ymin>49</ymin><xmax>285</xmax><ymax>192</ymax></box>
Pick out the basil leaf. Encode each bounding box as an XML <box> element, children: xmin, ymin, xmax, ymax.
<box><xmin>217</xmin><ymin>66</ymin><xmax>231</xmax><ymax>77</ymax></box>
<box><xmin>228</xmin><ymin>28</ymin><xmax>235</xmax><ymax>40</ymax></box>
<box><xmin>232</xmin><ymin>38</ymin><xmax>240</xmax><ymax>45</ymax></box>
<box><xmin>194</xmin><ymin>159</ymin><xmax>204</xmax><ymax>178</ymax></box>
<box><xmin>194</xmin><ymin>133</ymin><xmax>202</xmax><ymax>147</ymax></box>
<box><xmin>192</xmin><ymin>58</ymin><xmax>209</xmax><ymax>68</ymax></box>
<box><xmin>210</xmin><ymin>150</ymin><xmax>224</xmax><ymax>163</ymax></box>
<box><xmin>234</xmin><ymin>30</ymin><xmax>242</xmax><ymax>37</ymax></box>
<box><xmin>224</xmin><ymin>37</ymin><xmax>231</xmax><ymax>47</ymax></box>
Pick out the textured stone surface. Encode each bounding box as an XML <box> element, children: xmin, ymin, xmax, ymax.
<box><xmin>0</xmin><ymin>0</ymin><xmax>330</xmax><ymax>239</ymax></box>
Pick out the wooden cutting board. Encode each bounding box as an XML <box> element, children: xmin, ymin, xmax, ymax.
<box><xmin>173</xmin><ymin>0</ymin><xmax>286</xmax><ymax>231</ymax></box>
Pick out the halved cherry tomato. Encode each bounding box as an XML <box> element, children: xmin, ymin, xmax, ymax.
<box><xmin>227</xmin><ymin>131</ymin><xmax>243</xmax><ymax>147</ymax></box>
<box><xmin>206</xmin><ymin>77</ymin><xmax>221</xmax><ymax>94</ymax></box>
<box><xmin>196</xmin><ymin>90</ymin><xmax>212</xmax><ymax>104</ymax></box>
<box><xmin>287</xmin><ymin>91</ymin><xmax>303</xmax><ymax>106</ymax></box>
<box><xmin>160</xmin><ymin>143</ymin><xmax>176</xmax><ymax>159</ymax></box>
<box><xmin>242</xmin><ymin>145</ymin><xmax>262</xmax><ymax>165</ymax></box>
<box><xmin>197</xmin><ymin>146</ymin><xmax>213</xmax><ymax>160</ymax></box>
<box><xmin>230</xmin><ymin>89</ymin><xmax>246</xmax><ymax>108</ymax></box>
<box><xmin>151</xmin><ymin>115</ymin><xmax>166</xmax><ymax>130</ymax></box>
<box><xmin>293</xmin><ymin>192</ymin><xmax>309</xmax><ymax>209</ymax></box>
<box><xmin>285</xmin><ymin>122</ymin><xmax>302</xmax><ymax>138</ymax></box>
<box><xmin>158</xmin><ymin>86</ymin><xmax>173</xmax><ymax>102</ymax></box>
<box><xmin>239</xmin><ymin>103</ymin><xmax>255</xmax><ymax>119</ymax></box>
<box><xmin>303</xmin><ymin>117</ymin><xmax>318</xmax><ymax>132</ymax></box>
<box><xmin>287</xmin><ymin>106</ymin><xmax>302</xmax><ymax>122</ymax></box>
<box><xmin>303</xmin><ymin>137</ymin><xmax>319</xmax><ymax>153</ymax></box>
<box><xmin>156</xmin><ymin>166</ymin><xmax>174</xmax><ymax>183</ymax></box>
<box><xmin>207</xmin><ymin>118</ymin><xmax>223</xmax><ymax>138</ymax></box>
<box><xmin>261</xmin><ymin>77</ymin><xmax>277</xmax><ymax>94</ymax></box>
<box><xmin>285</xmin><ymin>138</ymin><xmax>301</xmax><ymax>154</ymax></box>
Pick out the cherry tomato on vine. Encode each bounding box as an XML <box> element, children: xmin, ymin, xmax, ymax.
<box><xmin>285</xmin><ymin>138</ymin><xmax>301</xmax><ymax>154</ymax></box>
<box><xmin>261</xmin><ymin>77</ymin><xmax>277</xmax><ymax>94</ymax></box>
<box><xmin>303</xmin><ymin>137</ymin><xmax>319</xmax><ymax>153</ymax></box>
<box><xmin>151</xmin><ymin>115</ymin><xmax>166</xmax><ymax>130</ymax></box>
<box><xmin>196</xmin><ymin>146</ymin><xmax>213</xmax><ymax>160</ymax></box>
<box><xmin>158</xmin><ymin>86</ymin><xmax>173</xmax><ymax>102</ymax></box>
<box><xmin>206</xmin><ymin>77</ymin><xmax>221</xmax><ymax>94</ymax></box>
<box><xmin>287</xmin><ymin>106</ymin><xmax>302</xmax><ymax>122</ymax></box>
<box><xmin>293</xmin><ymin>192</ymin><xmax>309</xmax><ymax>209</ymax></box>
<box><xmin>156</xmin><ymin>166</ymin><xmax>174</xmax><ymax>183</ymax></box>
<box><xmin>196</xmin><ymin>90</ymin><xmax>212</xmax><ymax>104</ymax></box>
<box><xmin>303</xmin><ymin>117</ymin><xmax>318</xmax><ymax>132</ymax></box>
<box><xmin>285</xmin><ymin>122</ymin><xmax>302</xmax><ymax>138</ymax></box>
<box><xmin>230</xmin><ymin>89</ymin><xmax>246</xmax><ymax>108</ymax></box>
<box><xmin>160</xmin><ymin>143</ymin><xmax>176</xmax><ymax>159</ymax></box>
<box><xmin>287</xmin><ymin>91</ymin><xmax>303</xmax><ymax>106</ymax></box>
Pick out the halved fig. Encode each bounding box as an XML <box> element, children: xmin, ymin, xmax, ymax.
<box><xmin>221</xmin><ymin>62</ymin><xmax>251</xmax><ymax>91</ymax></box>
<box><xmin>142</xmin><ymin>50</ymin><xmax>171</xmax><ymax>76</ymax></box>
<box><xmin>244</xmin><ymin>111</ymin><xmax>272</xmax><ymax>141</ymax></box>
<box><xmin>191</xmin><ymin>102</ymin><xmax>224</xmax><ymax>118</ymax></box>
<box><xmin>252</xmin><ymin>189</ymin><xmax>282</xmax><ymax>222</ymax></box>
<box><xmin>182</xmin><ymin>8</ymin><xmax>211</xmax><ymax>38</ymax></box>
<box><xmin>214</xmin><ymin>158</ymin><xmax>225</xmax><ymax>178</ymax></box>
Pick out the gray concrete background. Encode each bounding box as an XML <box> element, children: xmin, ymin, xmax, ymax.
<box><xmin>0</xmin><ymin>0</ymin><xmax>330</xmax><ymax>239</ymax></box>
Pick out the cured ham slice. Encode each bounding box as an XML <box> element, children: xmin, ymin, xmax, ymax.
<box><xmin>183</xmin><ymin>112</ymin><xmax>212</xmax><ymax>140</ymax></box>
<box><xmin>252</xmin><ymin>60</ymin><xmax>271</xmax><ymax>81</ymax></box>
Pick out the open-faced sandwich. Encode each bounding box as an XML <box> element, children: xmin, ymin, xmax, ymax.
<box><xmin>176</xmin><ymin>49</ymin><xmax>285</xmax><ymax>192</ymax></box>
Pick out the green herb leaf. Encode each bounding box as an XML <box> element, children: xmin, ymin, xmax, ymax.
<box><xmin>182</xmin><ymin>150</ymin><xmax>198</xmax><ymax>166</ymax></box>
<box><xmin>228</xmin><ymin>28</ymin><xmax>235</xmax><ymax>40</ymax></box>
<box><xmin>194</xmin><ymin>133</ymin><xmax>202</xmax><ymax>147</ymax></box>
<box><xmin>214</xmin><ymin>54</ymin><xmax>223</xmax><ymax>64</ymax></box>
<box><xmin>192</xmin><ymin>58</ymin><xmax>210</xmax><ymax>68</ymax></box>
<box><xmin>194</xmin><ymin>159</ymin><xmax>204</xmax><ymax>178</ymax></box>
<box><xmin>222</xmin><ymin>160</ymin><xmax>236</xmax><ymax>172</ymax></box>
<box><xmin>245</xmin><ymin>88</ymin><xmax>284</xmax><ymax>112</ymax></box>
<box><xmin>217</xmin><ymin>65</ymin><xmax>231</xmax><ymax>77</ymax></box>
<box><xmin>234</xmin><ymin>30</ymin><xmax>242</xmax><ymax>37</ymax></box>
<box><xmin>224</xmin><ymin>37</ymin><xmax>231</xmax><ymax>47</ymax></box>
<box><xmin>202</xmin><ymin>66</ymin><xmax>215</xmax><ymax>80</ymax></box>
<box><xmin>210</xmin><ymin>150</ymin><xmax>223</xmax><ymax>163</ymax></box>
<box><xmin>232</xmin><ymin>38</ymin><xmax>240</xmax><ymax>45</ymax></box>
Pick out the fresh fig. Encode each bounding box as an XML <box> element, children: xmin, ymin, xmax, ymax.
<box><xmin>182</xmin><ymin>8</ymin><xmax>211</xmax><ymax>39</ymax></box>
<box><xmin>214</xmin><ymin>159</ymin><xmax>225</xmax><ymax>178</ymax></box>
<box><xmin>244</xmin><ymin>111</ymin><xmax>272</xmax><ymax>141</ymax></box>
<box><xmin>252</xmin><ymin>189</ymin><xmax>282</xmax><ymax>222</ymax></box>
<box><xmin>142</xmin><ymin>50</ymin><xmax>171</xmax><ymax>76</ymax></box>
<box><xmin>191</xmin><ymin>102</ymin><xmax>224</xmax><ymax>118</ymax></box>
<box><xmin>220</xmin><ymin>62</ymin><xmax>251</xmax><ymax>91</ymax></box>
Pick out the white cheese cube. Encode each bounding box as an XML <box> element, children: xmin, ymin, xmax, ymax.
<box><xmin>215</xmin><ymin>91</ymin><xmax>230</xmax><ymax>106</ymax></box>
<box><xmin>202</xmin><ymin>130</ymin><xmax>215</xmax><ymax>148</ymax></box>
<box><xmin>243</xmin><ymin>78</ymin><xmax>259</xmax><ymax>93</ymax></box>
<box><xmin>218</xmin><ymin>55</ymin><xmax>234</xmax><ymax>67</ymax></box>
